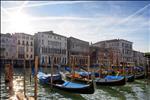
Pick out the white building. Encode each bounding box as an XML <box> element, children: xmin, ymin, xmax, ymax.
<box><xmin>34</xmin><ymin>31</ymin><xmax>67</xmax><ymax>66</ymax></box>
<box><xmin>13</xmin><ymin>33</ymin><xmax>34</xmax><ymax>65</ymax></box>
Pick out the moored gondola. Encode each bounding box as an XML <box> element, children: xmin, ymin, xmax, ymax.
<box><xmin>66</xmin><ymin>74</ymin><xmax>126</xmax><ymax>86</ymax></box>
<box><xmin>38</xmin><ymin>72</ymin><xmax>95</xmax><ymax>94</ymax></box>
<box><xmin>95</xmin><ymin>75</ymin><xmax>126</xmax><ymax>86</ymax></box>
<box><xmin>135</xmin><ymin>73</ymin><xmax>145</xmax><ymax>79</ymax></box>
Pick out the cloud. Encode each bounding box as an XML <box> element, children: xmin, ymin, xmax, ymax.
<box><xmin>1</xmin><ymin>1</ymin><xmax>149</xmax><ymax>52</ymax></box>
<box><xmin>3</xmin><ymin>1</ymin><xmax>94</xmax><ymax>10</ymax></box>
<box><xmin>114</xmin><ymin>3</ymin><xmax>150</xmax><ymax>26</ymax></box>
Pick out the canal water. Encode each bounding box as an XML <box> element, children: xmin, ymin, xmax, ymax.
<box><xmin>0</xmin><ymin>67</ymin><xmax>150</xmax><ymax>100</ymax></box>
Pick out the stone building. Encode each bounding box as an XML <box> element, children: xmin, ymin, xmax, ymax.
<box><xmin>92</xmin><ymin>39</ymin><xmax>133</xmax><ymax>65</ymax></box>
<box><xmin>133</xmin><ymin>50</ymin><xmax>145</xmax><ymax>66</ymax></box>
<box><xmin>67</xmin><ymin>37</ymin><xmax>89</xmax><ymax>65</ymax></box>
<box><xmin>13</xmin><ymin>33</ymin><xmax>34</xmax><ymax>66</ymax></box>
<box><xmin>34</xmin><ymin>31</ymin><xmax>67</xmax><ymax>66</ymax></box>
<box><xmin>0</xmin><ymin>33</ymin><xmax>17</xmax><ymax>65</ymax></box>
<box><xmin>90</xmin><ymin>46</ymin><xmax>121</xmax><ymax>67</ymax></box>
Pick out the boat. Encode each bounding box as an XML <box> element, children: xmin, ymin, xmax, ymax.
<box><xmin>66</xmin><ymin>73</ymin><xmax>92</xmax><ymax>84</ymax></box>
<box><xmin>37</xmin><ymin>72</ymin><xmax>95</xmax><ymax>94</ymax></box>
<box><xmin>135</xmin><ymin>73</ymin><xmax>145</xmax><ymax>79</ymax></box>
<box><xmin>66</xmin><ymin>74</ymin><xmax>126</xmax><ymax>86</ymax></box>
<box><xmin>95</xmin><ymin>75</ymin><xmax>126</xmax><ymax>86</ymax></box>
<box><xmin>126</xmin><ymin>75</ymin><xmax>135</xmax><ymax>82</ymax></box>
<box><xmin>37</xmin><ymin>72</ymin><xmax>62</xmax><ymax>84</ymax></box>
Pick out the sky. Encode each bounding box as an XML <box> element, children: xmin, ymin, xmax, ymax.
<box><xmin>1</xmin><ymin>1</ymin><xmax>150</xmax><ymax>52</ymax></box>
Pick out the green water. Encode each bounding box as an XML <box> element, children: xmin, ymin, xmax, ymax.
<box><xmin>0</xmin><ymin>68</ymin><xmax>150</xmax><ymax>100</ymax></box>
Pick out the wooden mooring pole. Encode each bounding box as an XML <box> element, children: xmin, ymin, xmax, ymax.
<box><xmin>23</xmin><ymin>59</ymin><xmax>26</xmax><ymax>98</ymax></box>
<box><xmin>87</xmin><ymin>56</ymin><xmax>90</xmax><ymax>80</ymax></box>
<box><xmin>34</xmin><ymin>56</ymin><xmax>38</xmax><ymax>100</ymax></box>
<box><xmin>50</xmin><ymin>55</ymin><xmax>54</xmax><ymax>89</ymax></box>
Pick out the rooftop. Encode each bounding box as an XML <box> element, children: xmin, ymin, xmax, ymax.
<box><xmin>36</xmin><ymin>31</ymin><xmax>67</xmax><ymax>38</ymax></box>
<box><xmin>93</xmin><ymin>39</ymin><xmax>133</xmax><ymax>45</ymax></box>
<box><xmin>69</xmin><ymin>37</ymin><xmax>89</xmax><ymax>44</ymax></box>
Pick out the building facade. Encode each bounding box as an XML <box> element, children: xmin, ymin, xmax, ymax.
<box><xmin>0</xmin><ymin>33</ymin><xmax>17</xmax><ymax>65</ymax></box>
<box><xmin>133</xmin><ymin>50</ymin><xmax>145</xmax><ymax>66</ymax></box>
<box><xmin>13</xmin><ymin>33</ymin><xmax>34</xmax><ymax>66</ymax></box>
<box><xmin>92</xmin><ymin>39</ymin><xmax>133</xmax><ymax>65</ymax></box>
<box><xmin>67</xmin><ymin>37</ymin><xmax>89</xmax><ymax>65</ymax></box>
<box><xmin>34</xmin><ymin>31</ymin><xmax>67</xmax><ymax>66</ymax></box>
<box><xmin>90</xmin><ymin>46</ymin><xmax>121</xmax><ymax>67</ymax></box>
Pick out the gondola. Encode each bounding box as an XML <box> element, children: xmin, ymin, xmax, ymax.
<box><xmin>37</xmin><ymin>72</ymin><xmax>95</xmax><ymax>94</ymax></box>
<box><xmin>126</xmin><ymin>75</ymin><xmax>135</xmax><ymax>82</ymax></box>
<box><xmin>95</xmin><ymin>76</ymin><xmax>126</xmax><ymax>86</ymax></box>
<box><xmin>135</xmin><ymin>73</ymin><xmax>145</xmax><ymax>79</ymax></box>
<box><xmin>66</xmin><ymin>74</ymin><xmax>126</xmax><ymax>86</ymax></box>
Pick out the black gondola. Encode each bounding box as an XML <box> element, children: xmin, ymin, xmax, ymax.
<box><xmin>135</xmin><ymin>73</ymin><xmax>145</xmax><ymax>79</ymax></box>
<box><xmin>95</xmin><ymin>76</ymin><xmax>126</xmax><ymax>86</ymax></box>
<box><xmin>38</xmin><ymin>72</ymin><xmax>95</xmax><ymax>94</ymax></box>
<box><xmin>66</xmin><ymin>74</ymin><xmax>126</xmax><ymax>86</ymax></box>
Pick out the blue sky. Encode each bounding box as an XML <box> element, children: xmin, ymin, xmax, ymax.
<box><xmin>1</xmin><ymin>1</ymin><xmax>150</xmax><ymax>52</ymax></box>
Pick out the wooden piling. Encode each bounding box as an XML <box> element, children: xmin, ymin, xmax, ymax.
<box><xmin>5</xmin><ymin>64</ymin><xmax>13</xmax><ymax>83</ymax></box>
<box><xmin>30</xmin><ymin>60</ymin><xmax>32</xmax><ymax>84</ymax></box>
<box><xmin>23</xmin><ymin>59</ymin><xmax>26</xmax><ymax>98</ymax></box>
<box><xmin>71</xmin><ymin>56</ymin><xmax>75</xmax><ymax>81</ymax></box>
<box><xmin>99</xmin><ymin>60</ymin><xmax>101</xmax><ymax>78</ymax></box>
<box><xmin>50</xmin><ymin>55</ymin><xmax>54</xmax><ymax>88</ymax></box>
<box><xmin>87</xmin><ymin>55</ymin><xmax>90</xmax><ymax>80</ymax></box>
<box><xmin>46</xmin><ymin>56</ymin><xmax>48</xmax><ymax>73</ymax></box>
<box><xmin>123</xmin><ymin>63</ymin><xmax>125</xmax><ymax>76</ymax></box>
<box><xmin>34</xmin><ymin>56</ymin><xmax>38</xmax><ymax>100</ymax></box>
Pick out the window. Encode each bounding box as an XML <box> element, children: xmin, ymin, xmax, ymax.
<box><xmin>30</xmin><ymin>55</ymin><xmax>32</xmax><ymax>58</ymax></box>
<box><xmin>26</xmin><ymin>41</ymin><xmax>29</xmax><ymax>45</ymax></box>
<box><xmin>26</xmin><ymin>47</ymin><xmax>28</xmax><ymax>52</ymax></box>
<box><xmin>122</xmin><ymin>43</ymin><xmax>124</xmax><ymax>47</ymax></box>
<box><xmin>6</xmin><ymin>52</ymin><xmax>8</xmax><ymax>56</ymax></box>
<box><xmin>31</xmin><ymin>42</ymin><xmax>33</xmax><ymax>46</ymax></box>
<box><xmin>26</xmin><ymin>36</ymin><xmax>29</xmax><ymax>40</ymax></box>
<box><xmin>18</xmin><ymin>40</ymin><xmax>20</xmax><ymax>45</ymax></box>
<box><xmin>42</xmin><ymin>40</ymin><xmax>44</xmax><ymax>45</ymax></box>
<box><xmin>18</xmin><ymin>54</ymin><xmax>24</xmax><ymax>58</ymax></box>
<box><xmin>22</xmin><ymin>41</ymin><xmax>25</xmax><ymax>45</ymax></box>
<box><xmin>26</xmin><ymin>54</ymin><xmax>28</xmax><ymax>58</ymax></box>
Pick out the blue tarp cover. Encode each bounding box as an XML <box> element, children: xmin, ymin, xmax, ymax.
<box><xmin>105</xmin><ymin>75</ymin><xmax>123</xmax><ymax>80</ymax></box>
<box><xmin>63</xmin><ymin>81</ymin><xmax>88</xmax><ymax>88</ymax></box>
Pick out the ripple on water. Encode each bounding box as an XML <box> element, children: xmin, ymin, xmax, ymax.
<box><xmin>81</xmin><ymin>89</ymin><xmax>114</xmax><ymax>100</ymax></box>
<box><xmin>132</xmin><ymin>85</ymin><xmax>146</xmax><ymax>100</ymax></box>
